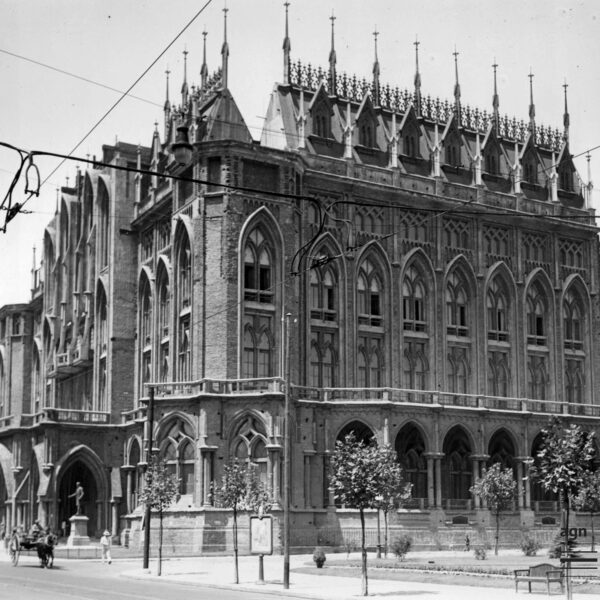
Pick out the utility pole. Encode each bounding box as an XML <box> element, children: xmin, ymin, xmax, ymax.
<box><xmin>142</xmin><ymin>384</ymin><xmax>155</xmax><ymax>571</ymax></box>
<box><xmin>283</xmin><ymin>312</ymin><xmax>292</xmax><ymax>589</ymax></box>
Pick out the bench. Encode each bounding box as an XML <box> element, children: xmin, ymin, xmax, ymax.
<box><xmin>514</xmin><ymin>563</ymin><xmax>564</xmax><ymax>594</ymax></box>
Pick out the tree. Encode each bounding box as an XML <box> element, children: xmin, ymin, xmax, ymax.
<box><xmin>213</xmin><ymin>459</ymin><xmax>270</xmax><ymax>584</ymax></box>
<box><xmin>330</xmin><ymin>433</ymin><xmax>411</xmax><ymax>596</ymax></box>
<box><xmin>531</xmin><ymin>417</ymin><xmax>595</xmax><ymax>600</ymax></box>
<box><xmin>375</xmin><ymin>446</ymin><xmax>412</xmax><ymax>558</ymax></box>
<box><xmin>470</xmin><ymin>462</ymin><xmax>517</xmax><ymax>555</ymax></box>
<box><xmin>572</xmin><ymin>470</ymin><xmax>600</xmax><ymax>551</ymax></box>
<box><xmin>139</xmin><ymin>458</ymin><xmax>179</xmax><ymax>576</ymax></box>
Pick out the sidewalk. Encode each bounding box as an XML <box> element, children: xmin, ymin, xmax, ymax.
<box><xmin>122</xmin><ymin>552</ymin><xmax>593</xmax><ymax>599</ymax></box>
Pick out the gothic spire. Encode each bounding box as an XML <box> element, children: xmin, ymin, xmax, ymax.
<box><xmin>181</xmin><ymin>47</ymin><xmax>189</xmax><ymax>107</ymax></box>
<box><xmin>221</xmin><ymin>5</ymin><xmax>229</xmax><ymax>89</ymax></box>
<box><xmin>563</xmin><ymin>80</ymin><xmax>570</xmax><ymax>143</ymax></box>
<box><xmin>164</xmin><ymin>67</ymin><xmax>171</xmax><ymax>113</ymax></box>
<box><xmin>328</xmin><ymin>11</ymin><xmax>337</xmax><ymax>95</ymax></box>
<box><xmin>201</xmin><ymin>30</ymin><xmax>208</xmax><ymax>90</ymax></box>
<box><xmin>414</xmin><ymin>37</ymin><xmax>422</xmax><ymax>117</ymax></box>
<box><xmin>528</xmin><ymin>69</ymin><xmax>536</xmax><ymax>135</ymax></box>
<box><xmin>283</xmin><ymin>2</ymin><xmax>291</xmax><ymax>84</ymax></box>
<box><xmin>492</xmin><ymin>60</ymin><xmax>499</xmax><ymax>134</ymax></box>
<box><xmin>372</xmin><ymin>28</ymin><xmax>380</xmax><ymax>105</ymax></box>
<box><xmin>453</xmin><ymin>48</ymin><xmax>461</xmax><ymax>124</ymax></box>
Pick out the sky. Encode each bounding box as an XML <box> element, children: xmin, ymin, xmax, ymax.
<box><xmin>1</xmin><ymin>0</ymin><xmax>599</xmax><ymax>308</ymax></box>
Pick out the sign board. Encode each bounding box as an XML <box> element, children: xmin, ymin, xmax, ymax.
<box><xmin>250</xmin><ymin>515</ymin><xmax>273</xmax><ymax>555</ymax></box>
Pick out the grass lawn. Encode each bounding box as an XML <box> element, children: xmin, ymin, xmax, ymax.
<box><xmin>295</xmin><ymin>550</ymin><xmax>600</xmax><ymax>594</ymax></box>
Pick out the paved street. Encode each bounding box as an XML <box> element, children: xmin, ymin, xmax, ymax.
<box><xmin>0</xmin><ymin>554</ymin><xmax>267</xmax><ymax>600</ymax></box>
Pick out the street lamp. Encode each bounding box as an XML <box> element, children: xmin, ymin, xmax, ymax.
<box><xmin>283</xmin><ymin>313</ymin><xmax>292</xmax><ymax>589</ymax></box>
<box><xmin>142</xmin><ymin>385</ymin><xmax>155</xmax><ymax>571</ymax></box>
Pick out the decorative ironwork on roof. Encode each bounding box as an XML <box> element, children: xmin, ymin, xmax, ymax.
<box><xmin>289</xmin><ymin>59</ymin><xmax>562</xmax><ymax>151</ymax></box>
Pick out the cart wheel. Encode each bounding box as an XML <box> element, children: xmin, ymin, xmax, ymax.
<box><xmin>9</xmin><ymin>536</ymin><xmax>20</xmax><ymax>566</ymax></box>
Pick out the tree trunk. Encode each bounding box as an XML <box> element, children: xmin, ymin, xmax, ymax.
<box><xmin>564</xmin><ymin>496</ymin><xmax>571</xmax><ymax>600</ymax></box>
<box><xmin>158</xmin><ymin>509</ymin><xmax>163</xmax><ymax>576</ymax></box>
<box><xmin>591</xmin><ymin>511</ymin><xmax>595</xmax><ymax>552</ymax></box>
<box><xmin>384</xmin><ymin>510</ymin><xmax>389</xmax><ymax>558</ymax></box>
<box><xmin>233</xmin><ymin>506</ymin><xmax>239</xmax><ymax>584</ymax></box>
<box><xmin>360</xmin><ymin>508</ymin><xmax>368</xmax><ymax>596</ymax></box>
<box><xmin>495</xmin><ymin>509</ymin><xmax>500</xmax><ymax>556</ymax></box>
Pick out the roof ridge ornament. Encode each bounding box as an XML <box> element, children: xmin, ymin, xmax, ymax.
<box><xmin>492</xmin><ymin>60</ymin><xmax>499</xmax><ymax>134</ymax></box>
<box><xmin>453</xmin><ymin>47</ymin><xmax>461</xmax><ymax>124</ymax></box>
<box><xmin>414</xmin><ymin>37</ymin><xmax>422</xmax><ymax>117</ymax></box>
<box><xmin>563</xmin><ymin>79</ymin><xmax>570</xmax><ymax>143</ymax></box>
<box><xmin>201</xmin><ymin>30</ymin><xmax>209</xmax><ymax>90</ymax></box>
<box><xmin>283</xmin><ymin>2</ymin><xmax>291</xmax><ymax>84</ymax></box>
<box><xmin>528</xmin><ymin>69</ymin><xmax>536</xmax><ymax>137</ymax></box>
<box><xmin>221</xmin><ymin>4</ymin><xmax>229</xmax><ymax>89</ymax></box>
<box><xmin>329</xmin><ymin>11</ymin><xmax>337</xmax><ymax>95</ymax></box>
<box><xmin>372</xmin><ymin>28</ymin><xmax>380</xmax><ymax>105</ymax></box>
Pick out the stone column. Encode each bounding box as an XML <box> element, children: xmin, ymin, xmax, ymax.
<box><xmin>435</xmin><ymin>457</ymin><xmax>443</xmax><ymax>508</ymax></box>
<box><xmin>200</xmin><ymin>446</ymin><xmax>217</xmax><ymax>506</ymax></box>
<box><xmin>111</xmin><ymin>501</ymin><xmax>119</xmax><ymax>537</ymax></box>
<box><xmin>271</xmin><ymin>448</ymin><xmax>281</xmax><ymax>509</ymax></box>
<box><xmin>122</xmin><ymin>466</ymin><xmax>133</xmax><ymax>513</ymax></box>
<box><xmin>516</xmin><ymin>461</ymin><xmax>525</xmax><ymax>509</ymax></box>
<box><xmin>303</xmin><ymin>453</ymin><xmax>313</xmax><ymax>508</ymax></box>
<box><xmin>426</xmin><ymin>456</ymin><xmax>435</xmax><ymax>508</ymax></box>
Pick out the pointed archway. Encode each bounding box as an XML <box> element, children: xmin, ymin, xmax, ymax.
<box><xmin>58</xmin><ymin>460</ymin><xmax>98</xmax><ymax>536</ymax></box>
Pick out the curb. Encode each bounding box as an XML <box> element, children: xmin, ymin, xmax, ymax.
<box><xmin>120</xmin><ymin>570</ymin><xmax>337</xmax><ymax>600</ymax></box>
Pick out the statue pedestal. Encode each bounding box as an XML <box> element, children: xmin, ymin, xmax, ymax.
<box><xmin>67</xmin><ymin>515</ymin><xmax>90</xmax><ymax>547</ymax></box>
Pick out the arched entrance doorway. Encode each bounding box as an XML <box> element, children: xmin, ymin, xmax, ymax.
<box><xmin>442</xmin><ymin>426</ymin><xmax>472</xmax><ymax>509</ymax></box>
<box><xmin>336</xmin><ymin>420</ymin><xmax>374</xmax><ymax>445</ymax></box>
<box><xmin>58</xmin><ymin>460</ymin><xmax>99</xmax><ymax>537</ymax></box>
<box><xmin>395</xmin><ymin>423</ymin><xmax>427</xmax><ymax>504</ymax></box>
<box><xmin>531</xmin><ymin>432</ymin><xmax>558</xmax><ymax>512</ymax></box>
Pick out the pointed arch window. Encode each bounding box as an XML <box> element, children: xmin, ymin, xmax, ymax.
<box><xmin>402</xmin><ymin>265</ymin><xmax>426</xmax><ymax>332</ymax></box>
<box><xmin>559</xmin><ymin>168</ymin><xmax>573</xmax><ymax>192</ymax></box>
<box><xmin>487</xmin><ymin>351</ymin><xmax>509</xmax><ymax>397</ymax></box>
<box><xmin>563</xmin><ymin>290</ymin><xmax>583</xmax><ymax>351</ymax></box>
<box><xmin>403</xmin><ymin>130</ymin><xmax>418</xmax><ymax>158</ymax></box>
<box><xmin>445</xmin><ymin>134</ymin><xmax>461</xmax><ymax>167</ymax></box>
<box><xmin>523</xmin><ymin>157</ymin><xmax>537</xmax><ymax>184</ymax></box>
<box><xmin>527</xmin><ymin>355</ymin><xmax>547</xmax><ymax>400</ymax></box>
<box><xmin>139</xmin><ymin>277</ymin><xmax>152</xmax><ymax>393</ymax></box>
<box><xmin>526</xmin><ymin>284</ymin><xmax>547</xmax><ymax>346</ymax></box>
<box><xmin>359</xmin><ymin>121</ymin><xmax>374</xmax><ymax>147</ymax></box>
<box><xmin>486</xmin><ymin>278</ymin><xmax>509</xmax><ymax>341</ymax></box>
<box><xmin>309</xmin><ymin>332</ymin><xmax>337</xmax><ymax>388</ymax></box>
<box><xmin>243</xmin><ymin>316</ymin><xmax>274</xmax><ymax>379</ymax></box>
<box><xmin>446</xmin><ymin>271</ymin><xmax>468</xmax><ymax>336</ymax></box>
<box><xmin>159</xmin><ymin>420</ymin><xmax>195</xmax><ymax>496</ymax></box>
<box><xmin>357</xmin><ymin>258</ymin><xmax>383</xmax><ymax>328</ymax></box>
<box><xmin>175</xmin><ymin>231</ymin><xmax>192</xmax><ymax>381</ymax></box>
<box><xmin>310</xmin><ymin>266</ymin><xmax>336</xmax><ymax>322</ymax></box>
<box><xmin>98</xmin><ymin>182</ymin><xmax>110</xmax><ymax>268</ymax></box>
<box><xmin>244</xmin><ymin>228</ymin><xmax>273</xmax><ymax>304</ymax></box>
<box><xmin>313</xmin><ymin>106</ymin><xmax>331</xmax><ymax>139</ymax></box>
<box><xmin>97</xmin><ymin>289</ymin><xmax>108</xmax><ymax>411</ymax></box>
<box><xmin>403</xmin><ymin>341</ymin><xmax>428</xmax><ymax>392</ymax></box>
<box><xmin>357</xmin><ymin>337</ymin><xmax>384</xmax><ymax>388</ymax></box>
<box><xmin>157</xmin><ymin>270</ymin><xmax>170</xmax><ymax>383</ymax></box>
<box><xmin>232</xmin><ymin>417</ymin><xmax>269</xmax><ymax>488</ymax></box>
<box><xmin>447</xmin><ymin>347</ymin><xmax>469</xmax><ymax>394</ymax></box>
<box><xmin>565</xmin><ymin>358</ymin><xmax>584</xmax><ymax>404</ymax></box>
<box><xmin>32</xmin><ymin>347</ymin><xmax>41</xmax><ymax>414</ymax></box>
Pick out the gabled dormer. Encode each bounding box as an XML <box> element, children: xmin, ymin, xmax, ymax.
<box><xmin>355</xmin><ymin>94</ymin><xmax>378</xmax><ymax>149</ymax></box>
<box><xmin>442</xmin><ymin>114</ymin><xmax>464</xmax><ymax>168</ymax></box>
<box><xmin>399</xmin><ymin>105</ymin><xmax>422</xmax><ymax>159</ymax></box>
<box><xmin>556</xmin><ymin>142</ymin><xmax>576</xmax><ymax>192</ymax></box>
<box><xmin>482</xmin><ymin>128</ymin><xmax>503</xmax><ymax>176</ymax></box>
<box><xmin>520</xmin><ymin>135</ymin><xmax>542</xmax><ymax>185</ymax></box>
<box><xmin>309</xmin><ymin>82</ymin><xmax>333</xmax><ymax>139</ymax></box>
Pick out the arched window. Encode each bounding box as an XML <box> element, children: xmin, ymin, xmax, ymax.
<box><xmin>309</xmin><ymin>334</ymin><xmax>337</xmax><ymax>388</ymax></box>
<box><xmin>523</xmin><ymin>157</ymin><xmax>537</xmax><ymax>184</ymax></box>
<box><xmin>98</xmin><ymin>181</ymin><xmax>110</xmax><ymax>268</ymax></box>
<box><xmin>32</xmin><ymin>347</ymin><xmax>41</xmax><ymax>414</ymax></box>
<box><xmin>488</xmin><ymin>351</ymin><xmax>510</xmax><ymax>397</ymax></box>
<box><xmin>139</xmin><ymin>276</ymin><xmax>152</xmax><ymax>394</ymax></box>
<box><xmin>526</xmin><ymin>283</ymin><xmax>547</xmax><ymax>346</ymax></box>
<box><xmin>403</xmin><ymin>134</ymin><xmax>417</xmax><ymax>158</ymax></box>
<box><xmin>559</xmin><ymin>168</ymin><xmax>573</xmax><ymax>192</ymax></box>
<box><xmin>359</xmin><ymin>122</ymin><xmax>374</xmax><ymax>147</ymax></box>
<box><xmin>447</xmin><ymin>347</ymin><xmax>468</xmax><ymax>394</ymax></box>
<box><xmin>442</xmin><ymin>427</ymin><xmax>472</xmax><ymax>501</ymax></box>
<box><xmin>446</xmin><ymin>271</ymin><xmax>468</xmax><ymax>336</ymax></box>
<box><xmin>97</xmin><ymin>288</ymin><xmax>108</xmax><ymax>411</ymax></box>
<box><xmin>313</xmin><ymin>109</ymin><xmax>331</xmax><ymax>138</ymax></box>
<box><xmin>0</xmin><ymin>354</ymin><xmax>5</xmax><ymax>418</ymax></box>
<box><xmin>486</xmin><ymin>277</ymin><xmax>509</xmax><ymax>341</ymax></box>
<box><xmin>403</xmin><ymin>341</ymin><xmax>428</xmax><ymax>392</ymax></box>
<box><xmin>563</xmin><ymin>289</ymin><xmax>583</xmax><ymax>351</ymax></box>
<box><xmin>565</xmin><ymin>359</ymin><xmax>584</xmax><ymax>403</ymax></box>
<box><xmin>357</xmin><ymin>258</ymin><xmax>383</xmax><ymax>328</ymax></box>
<box><xmin>158</xmin><ymin>419</ymin><xmax>195</xmax><ymax>497</ymax></box>
<box><xmin>157</xmin><ymin>267</ymin><xmax>170</xmax><ymax>383</ymax></box>
<box><xmin>244</xmin><ymin>228</ymin><xmax>273</xmax><ymax>304</ymax></box>
<box><xmin>531</xmin><ymin>433</ymin><xmax>558</xmax><ymax>505</ymax></box>
<box><xmin>396</xmin><ymin>424</ymin><xmax>427</xmax><ymax>500</ymax></box>
<box><xmin>176</xmin><ymin>231</ymin><xmax>192</xmax><ymax>381</ymax></box>
<box><xmin>242</xmin><ymin>317</ymin><xmax>274</xmax><ymax>378</ymax></box>
<box><xmin>484</xmin><ymin>150</ymin><xmax>500</xmax><ymax>175</ymax></box>
<box><xmin>337</xmin><ymin>420</ymin><xmax>374</xmax><ymax>445</ymax></box>
<box><xmin>232</xmin><ymin>416</ymin><xmax>269</xmax><ymax>488</ymax></box>
<box><xmin>128</xmin><ymin>440</ymin><xmax>141</xmax><ymax>511</ymax></box>
<box><xmin>310</xmin><ymin>266</ymin><xmax>337</xmax><ymax>322</ymax></box>
<box><xmin>488</xmin><ymin>430</ymin><xmax>516</xmax><ymax>472</ymax></box>
<box><xmin>445</xmin><ymin>135</ymin><xmax>461</xmax><ymax>167</ymax></box>
<box><xmin>403</xmin><ymin>265</ymin><xmax>426</xmax><ymax>332</ymax></box>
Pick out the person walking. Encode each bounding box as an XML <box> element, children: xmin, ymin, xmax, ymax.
<box><xmin>100</xmin><ymin>530</ymin><xmax>112</xmax><ymax>564</ymax></box>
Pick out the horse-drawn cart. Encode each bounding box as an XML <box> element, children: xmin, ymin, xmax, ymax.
<box><xmin>8</xmin><ymin>529</ymin><xmax>56</xmax><ymax>567</ymax></box>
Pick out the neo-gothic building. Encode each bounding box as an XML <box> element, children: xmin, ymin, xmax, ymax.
<box><xmin>0</xmin><ymin>7</ymin><xmax>599</xmax><ymax>550</ymax></box>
